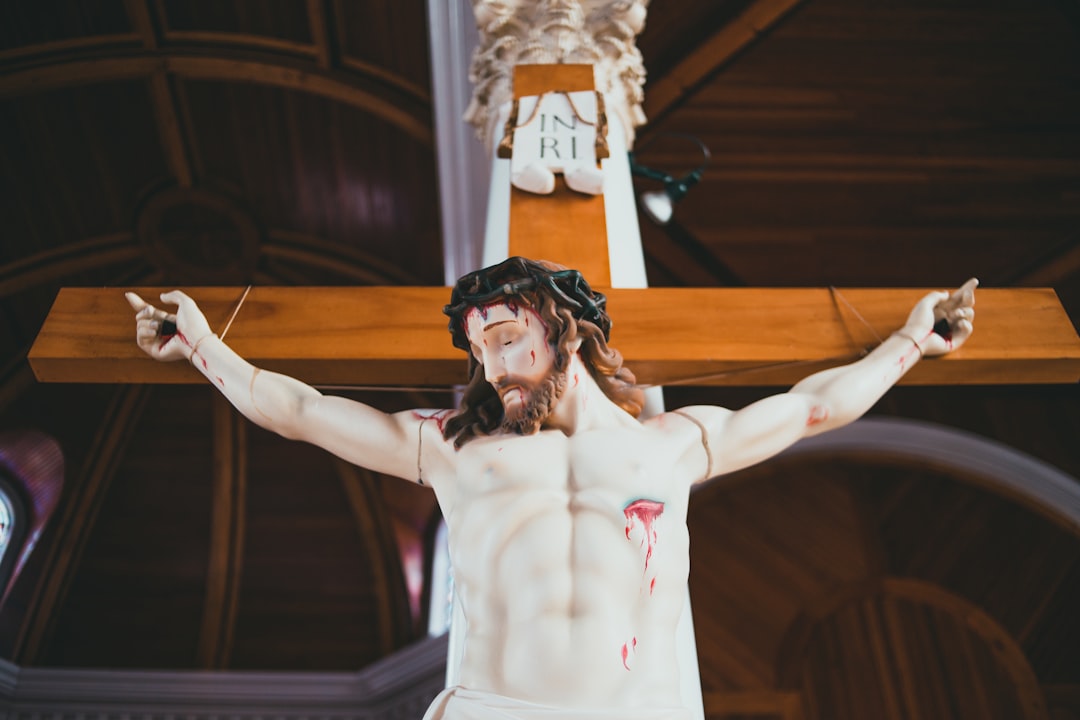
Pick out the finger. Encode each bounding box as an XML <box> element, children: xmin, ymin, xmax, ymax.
<box><xmin>920</xmin><ymin>290</ymin><xmax>950</xmax><ymax>313</ymax></box>
<box><xmin>951</xmin><ymin>318</ymin><xmax>974</xmax><ymax>346</ymax></box>
<box><xmin>159</xmin><ymin>289</ymin><xmax>191</xmax><ymax>308</ymax></box>
<box><xmin>126</xmin><ymin>292</ymin><xmax>149</xmax><ymax>312</ymax></box>
<box><xmin>137</xmin><ymin>326</ymin><xmax>160</xmax><ymax>342</ymax></box>
<box><xmin>952</xmin><ymin>277</ymin><xmax>978</xmax><ymax>309</ymax></box>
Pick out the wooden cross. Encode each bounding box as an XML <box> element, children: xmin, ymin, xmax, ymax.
<box><xmin>26</xmin><ymin>65</ymin><xmax>1080</xmax><ymax>387</ymax></box>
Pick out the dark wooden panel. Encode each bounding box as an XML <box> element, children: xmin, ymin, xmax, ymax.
<box><xmin>689</xmin><ymin>455</ymin><xmax>1079</xmax><ymax>705</ymax></box>
<box><xmin>335</xmin><ymin>0</ymin><xmax>432</xmax><ymax>99</ymax></box>
<box><xmin>230</xmin><ymin>426</ymin><xmax>411</xmax><ymax>670</ymax></box>
<box><xmin>689</xmin><ymin>465</ymin><xmax>874</xmax><ymax>691</ymax></box>
<box><xmin>38</xmin><ymin>386</ymin><xmax>215</xmax><ymax>669</ymax></box>
<box><xmin>797</xmin><ymin>592</ymin><xmax>1034</xmax><ymax>719</ymax></box>
<box><xmin>161</xmin><ymin>0</ymin><xmax>313</xmax><ymax>44</ymax></box>
<box><xmin>180</xmin><ymin>79</ymin><xmax>443</xmax><ymax>284</ymax></box>
<box><xmin>636</xmin><ymin>0</ymin><xmax>1080</xmax><ymax>299</ymax></box>
<box><xmin>0</xmin><ymin>1</ymin><xmax>132</xmax><ymax>52</ymax></box>
<box><xmin>0</xmin><ymin>82</ymin><xmax>170</xmax><ymax>265</ymax></box>
<box><xmin>636</xmin><ymin>0</ymin><xmax>757</xmax><ymax>83</ymax></box>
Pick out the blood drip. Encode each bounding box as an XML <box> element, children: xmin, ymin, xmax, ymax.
<box><xmin>621</xmin><ymin>636</ymin><xmax>638</xmax><ymax>671</ymax></box>
<box><xmin>411</xmin><ymin>409</ymin><xmax>452</xmax><ymax>434</ymax></box>
<box><xmin>624</xmin><ymin>499</ymin><xmax>664</xmax><ymax>570</ymax></box>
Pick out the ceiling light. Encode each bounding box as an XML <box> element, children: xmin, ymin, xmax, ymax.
<box><xmin>628</xmin><ymin>135</ymin><xmax>711</xmax><ymax>226</ymax></box>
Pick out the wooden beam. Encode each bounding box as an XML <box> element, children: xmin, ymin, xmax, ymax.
<box><xmin>14</xmin><ymin>387</ymin><xmax>150</xmax><ymax>663</ymax></box>
<box><xmin>27</xmin><ymin>286</ymin><xmax>1080</xmax><ymax>386</ymax></box>
<box><xmin>508</xmin><ymin>65</ymin><xmax>610</xmax><ymax>284</ymax></box>
<box><xmin>306</xmin><ymin>0</ymin><xmax>332</xmax><ymax>70</ymax></box>
<box><xmin>147</xmin><ymin>70</ymin><xmax>193</xmax><ymax>188</ymax></box>
<box><xmin>335</xmin><ymin>460</ymin><xmax>411</xmax><ymax>654</ymax></box>
<box><xmin>198</xmin><ymin>393</ymin><xmax>246</xmax><ymax>669</ymax></box>
<box><xmin>642</xmin><ymin>0</ymin><xmax>807</xmax><ymax>126</ymax></box>
<box><xmin>701</xmin><ymin>689</ymin><xmax>802</xmax><ymax>717</ymax></box>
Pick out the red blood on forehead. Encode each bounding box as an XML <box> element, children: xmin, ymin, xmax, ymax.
<box><xmin>469</xmin><ymin>299</ymin><xmax>520</xmax><ymax>320</ymax></box>
<box><xmin>465</xmin><ymin>300</ymin><xmax>520</xmax><ymax>327</ymax></box>
<box><xmin>465</xmin><ymin>302</ymin><xmax>552</xmax><ymax>339</ymax></box>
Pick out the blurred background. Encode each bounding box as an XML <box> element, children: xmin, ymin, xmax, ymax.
<box><xmin>1</xmin><ymin>1</ymin><xmax>1078</xmax><ymax>718</ymax></box>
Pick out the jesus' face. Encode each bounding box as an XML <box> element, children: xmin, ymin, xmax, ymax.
<box><xmin>464</xmin><ymin>301</ymin><xmax>567</xmax><ymax>434</ymax></box>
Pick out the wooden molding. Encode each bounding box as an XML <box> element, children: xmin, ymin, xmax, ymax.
<box><xmin>14</xmin><ymin>387</ymin><xmax>151</xmax><ymax>663</ymax></box>
<box><xmin>198</xmin><ymin>394</ymin><xmax>247</xmax><ymax>669</ymax></box>
<box><xmin>0</xmin><ymin>55</ymin><xmax>432</xmax><ymax>146</ymax></box>
<box><xmin>335</xmin><ymin>461</ymin><xmax>411</xmax><ymax>655</ymax></box>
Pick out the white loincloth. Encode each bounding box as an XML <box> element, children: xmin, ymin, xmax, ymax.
<box><xmin>423</xmin><ymin>686</ymin><xmax>694</xmax><ymax>720</ymax></box>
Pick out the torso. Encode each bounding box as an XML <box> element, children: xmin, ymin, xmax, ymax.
<box><xmin>427</xmin><ymin>414</ymin><xmax>702</xmax><ymax>709</ymax></box>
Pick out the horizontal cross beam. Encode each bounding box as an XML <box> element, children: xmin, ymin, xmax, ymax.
<box><xmin>28</xmin><ymin>286</ymin><xmax>1080</xmax><ymax>386</ymax></box>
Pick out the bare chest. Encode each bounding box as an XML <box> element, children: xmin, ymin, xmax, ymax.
<box><xmin>452</xmin><ymin>428</ymin><xmax>683</xmax><ymax>502</ymax></box>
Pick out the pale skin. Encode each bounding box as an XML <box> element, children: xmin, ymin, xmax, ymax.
<box><xmin>127</xmin><ymin>278</ymin><xmax>976</xmax><ymax>712</ymax></box>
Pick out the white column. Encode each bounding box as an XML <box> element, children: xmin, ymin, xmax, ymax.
<box><xmin>428</xmin><ymin>0</ymin><xmax>490</xmax><ymax>284</ymax></box>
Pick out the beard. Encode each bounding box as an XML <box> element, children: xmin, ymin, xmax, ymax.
<box><xmin>498</xmin><ymin>369</ymin><xmax>568</xmax><ymax>435</ymax></box>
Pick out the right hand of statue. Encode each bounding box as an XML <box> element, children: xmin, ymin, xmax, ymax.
<box><xmin>126</xmin><ymin>290</ymin><xmax>213</xmax><ymax>363</ymax></box>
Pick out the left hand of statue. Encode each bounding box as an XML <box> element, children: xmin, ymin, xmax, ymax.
<box><xmin>901</xmin><ymin>278</ymin><xmax>978</xmax><ymax>357</ymax></box>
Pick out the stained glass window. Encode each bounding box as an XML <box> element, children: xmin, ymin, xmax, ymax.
<box><xmin>0</xmin><ymin>489</ymin><xmax>12</xmax><ymax>559</ymax></box>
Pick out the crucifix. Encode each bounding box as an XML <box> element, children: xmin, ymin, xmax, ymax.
<box><xmin>25</xmin><ymin>2</ymin><xmax>1080</xmax><ymax>719</ymax></box>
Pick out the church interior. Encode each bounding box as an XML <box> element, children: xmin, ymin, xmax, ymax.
<box><xmin>1</xmin><ymin>0</ymin><xmax>1079</xmax><ymax>718</ymax></box>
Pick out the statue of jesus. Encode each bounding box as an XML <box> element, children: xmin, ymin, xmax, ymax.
<box><xmin>127</xmin><ymin>257</ymin><xmax>977</xmax><ymax>720</ymax></box>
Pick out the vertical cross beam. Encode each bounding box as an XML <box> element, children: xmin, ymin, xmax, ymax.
<box><xmin>506</xmin><ymin>64</ymin><xmax>611</xmax><ymax>285</ymax></box>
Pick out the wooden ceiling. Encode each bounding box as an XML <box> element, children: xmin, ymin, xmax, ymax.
<box><xmin>1</xmin><ymin>0</ymin><xmax>1079</xmax><ymax>717</ymax></box>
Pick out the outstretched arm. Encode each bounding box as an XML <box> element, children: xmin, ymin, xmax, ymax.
<box><xmin>680</xmin><ymin>279</ymin><xmax>977</xmax><ymax>478</ymax></box>
<box><xmin>127</xmin><ymin>290</ymin><xmax>453</xmax><ymax>483</ymax></box>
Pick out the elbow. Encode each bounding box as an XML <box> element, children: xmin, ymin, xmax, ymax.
<box><xmin>257</xmin><ymin>389</ymin><xmax>319</xmax><ymax>441</ymax></box>
<box><xmin>803</xmin><ymin>400</ymin><xmax>857</xmax><ymax>436</ymax></box>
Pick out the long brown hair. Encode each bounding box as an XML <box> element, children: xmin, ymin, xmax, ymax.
<box><xmin>442</xmin><ymin>258</ymin><xmax>644</xmax><ymax>447</ymax></box>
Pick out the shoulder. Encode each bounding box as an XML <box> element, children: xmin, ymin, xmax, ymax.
<box><xmin>399</xmin><ymin>409</ymin><xmax>460</xmax><ymax>486</ymax></box>
<box><xmin>643</xmin><ymin>407</ymin><xmax>732</xmax><ymax>484</ymax></box>
<box><xmin>644</xmin><ymin>405</ymin><xmax>732</xmax><ymax>436</ymax></box>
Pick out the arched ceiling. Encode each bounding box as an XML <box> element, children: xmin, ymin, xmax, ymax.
<box><xmin>0</xmin><ymin>1</ymin><xmax>1078</xmax><ymax>715</ymax></box>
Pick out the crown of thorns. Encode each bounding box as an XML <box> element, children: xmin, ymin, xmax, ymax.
<box><xmin>445</xmin><ymin>257</ymin><xmax>611</xmax><ymax>352</ymax></box>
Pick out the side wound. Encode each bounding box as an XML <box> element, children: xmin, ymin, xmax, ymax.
<box><xmin>624</xmin><ymin>499</ymin><xmax>664</xmax><ymax>573</ymax></box>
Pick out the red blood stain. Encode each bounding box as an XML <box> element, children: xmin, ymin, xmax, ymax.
<box><xmin>573</xmin><ymin>373</ymin><xmax>580</xmax><ymax>388</ymax></box>
<box><xmin>927</xmin><ymin>324</ymin><xmax>954</xmax><ymax>351</ymax></box>
<box><xmin>621</xmin><ymin>636</ymin><xmax>638</xmax><ymax>671</ymax></box>
<box><xmin>469</xmin><ymin>301</ymin><xmax>522</xmax><ymax>325</ymax></box>
<box><xmin>624</xmin><ymin>499</ymin><xmax>664</xmax><ymax>570</ymax></box>
<box><xmin>527</xmin><ymin>308</ymin><xmax>549</xmax><ymax>336</ymax></box>
<box><xmin>530</xmin><ymin>349</ymin><xmax>536</xmax><ymax>366</ymax></box>
<box><xmin>411</xmin><ymin>410</ymin><xmax>452</xmax><ymax>434</ymax></box>
<box><xmin>650</xmin><ymin>577</ymin><xmax>656</xmax><ymax>593</ymax></box>
<box><xmin>434</xmin><ymin>410</ymin><xmax>451</xmax><ymax>434</ymax></box>
<box><xmin>806</xmin><ymin>405</ymin><xmax>829</xmax><ymax>427</ymax></box>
